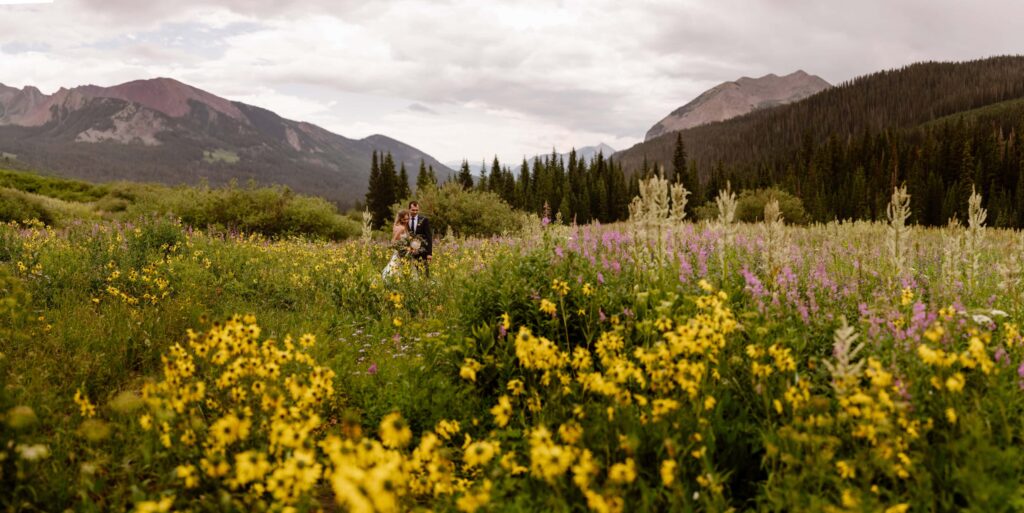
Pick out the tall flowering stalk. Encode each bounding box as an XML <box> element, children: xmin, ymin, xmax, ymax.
<box><xmin>941</xmin><ymin>217</ymin><xmax>964</xmax><ymax>300</ymax></box>
<box><xmin>822</xmin><ymin>317</ymin><xmax>864</xmax><ymax>394</ymax></box>
<box><xmin>628</xmin><ymin>168</ymin><xmax>672</xmax><ymax>267</ymax></box>
<box><xmin>761</xmin><ymin>198</ymin><xmax>786</xmax><ymax>282</ymax></box>
<box><xmin>885</xmin><ymin>185</ymin><xmax>911</xmax><ymax>281</ymax></box>
<box><xmin>715</xmin><ymin>183</ymin><xmax>737</xmax><ymax>283</ymax></box>
<box><xmin>966</xmin><ymin>186</ymin><xmax>987</xmax><ymax>295</ymax></box>
<box><xmin>669</xmin><ymin>182</ymin><xmax>691</xmax><ymax>224</ymax></box>
<box><xmin>361</xmin><ymin>209</ymin><xmax>373</xmax><ymax>242</ymax></box>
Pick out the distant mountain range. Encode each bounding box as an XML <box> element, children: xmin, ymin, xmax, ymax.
<box><xmin>446</xmin><ymin>143</ymin><xmax>617</xmax><ymax>175</ymax></box>
<box><xmin>645</xmin><ymin>70</ymin><xmax>831</xmax><ymax>141</ymax></box>
<box><xmin>0</xmin><ymin>77</ymin><xmax>451</xmax><ymax>207</ymax></box>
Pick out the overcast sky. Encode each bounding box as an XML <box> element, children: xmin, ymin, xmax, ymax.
<box><xmin>2</xmin><ymin>0</ymin><xmax>1023</xmax><ymax>164</ymax></box>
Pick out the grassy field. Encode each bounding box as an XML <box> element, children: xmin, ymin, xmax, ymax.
<box><xmin>1</xmin><ymin>181</ymin><xmax>1023</xmax><ymax>512</ymax></box>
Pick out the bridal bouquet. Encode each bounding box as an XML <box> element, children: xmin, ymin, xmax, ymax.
<box><xmin>391</xmin><ymin>234</ymin><xmax>427</xmax><ymax>257</ymax></box>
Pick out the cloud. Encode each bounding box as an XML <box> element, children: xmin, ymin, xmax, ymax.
<box><xmin>407</xmin><ymin>103</ymin><xmax>438</xmax><ymax>115</ymax></box>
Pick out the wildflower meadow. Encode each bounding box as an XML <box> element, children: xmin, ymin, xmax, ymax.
<box><xmin>2</xmin><ymin>178</ymin><xmax>1024</xmax><ymax>512</ymax></box>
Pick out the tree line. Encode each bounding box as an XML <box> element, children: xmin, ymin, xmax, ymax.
<box><xmin>365</xmin><ymin>149</ymin><xmax>636</xmax><ymax>228</ymax></box>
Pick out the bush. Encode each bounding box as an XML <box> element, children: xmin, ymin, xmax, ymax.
<box><xmin>697</xmin><ymin>187</ymin><xmax>808</xmax><ymax>224</ymax></box>
<box><xmin>414</xmin><ymin>183</ymin><xmax>521</xmax><ymax>237</ymax></box>
<box><xmin>127</xmin><ymin>183</ymin><xmax>361</xmax><ymax>240</ymax></box>
<box><xmin>0</xmin><ymin>188</ymin><xmax>54</xmax><ymax>225</ymax></box>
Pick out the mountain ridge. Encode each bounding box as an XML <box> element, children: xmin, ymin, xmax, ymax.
<box><xmin>0</xmin><ymin>77</ymin><xmax>452</xmax><ymax>207</ymax></box>
<box><xmin>644</xmin><ymin>70</ymin><xmax>831</xmax><ymax>141</ymax></box>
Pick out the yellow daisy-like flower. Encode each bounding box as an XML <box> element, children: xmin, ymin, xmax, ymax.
<box><xmin>490</xmin><ymin>395</ymin><xmax>513</xmax><ymax>428</ymax></box>
<box><xmin>660</xmin><ymin>459</ymin><xmax>677</xmax><ymax>486</ymax></box>
<box><xmin>539</xmin><ymin>299</ymin><xmax>557</xmax><ymax>316</ymax></box>
<box><xmin>900</xmin><ymin>288</ymin><xmax>914</xmax><ymax>306</ymax></box>
<box><xmin>608</xmin><ymin>458</ymin><xmax>636</xmax><ymax>484</ymax></box>
<box><xmin>380</xmin><ymin>412</ymin><xmax>412</xmax><ymax>448</ymax></box>
<box><xmin>460</xmin><ymin>358</ymin><xmax>483</xmax><ymax>382</ymax></box>
<box><xmin>463</xmin><ymin>440</ymin><xmax>500</xmax><ymax>468</ymax></box>
<box><xmin>836</xmin><ymin>460</ymin><xmax>855</xmax><ymax>479</ymax></box>
<box><xmin>551</xmin><ymin>278</ymin><xmax>570</xmax><ymax>297</ymax></box>
<box><xmin>506</xmin><ymin>379</ymin><xmax>525</xmax><ymax>396</ymax></box>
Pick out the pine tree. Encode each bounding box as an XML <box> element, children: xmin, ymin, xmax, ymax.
<box><xmin>517</xmin><ymin>159</ymin><xmax>531</xmax><ymax>209</ymax></box>
<box><xmin>415</xmin><ymin>159</ymin><xmax>432</xmax><ymax>194</ymax></box>
<box><xmin>458</xmin><ymin>160</ymin><xmax>474</xmax><ymax>189</ymax></box>
<box><xmin>381</xmin><ymin>152</ymin><xmax>398</xmax><ymax>217</ymax></box>
<box><xmin>490</xmin><ymin>157</ymin><xmax>502</xmax><ymax>193</ymax></box>
<box><xmin>672</xmin><ymin>133</ymin><xmax>688</xmax><ymax>184</ymax></box>
<box><xmin>365</xmin><ymin>150</ymin><xmax>389</xmax><ymax>228</ymax></box>
<box><xmin>396</xmin><ymin>162</ymin><xmax>411</xmax><ymax>201</ymax></box>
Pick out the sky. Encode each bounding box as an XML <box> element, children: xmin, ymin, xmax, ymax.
<box><xmin>1</xmin><ymin>0</ymin><xmax>1023</xmax><ymax>165</ymax></box>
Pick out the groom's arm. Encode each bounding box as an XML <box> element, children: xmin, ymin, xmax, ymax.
<box><xmin>423</xmin><ymin>218</ymin><xmax>433</xmax><ymax>256</ymax></box>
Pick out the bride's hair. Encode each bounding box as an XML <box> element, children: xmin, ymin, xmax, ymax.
<box><xmin>394</xmin><ymin>209</ymin><xmax>411</xmax><ymax>227</ymax></box>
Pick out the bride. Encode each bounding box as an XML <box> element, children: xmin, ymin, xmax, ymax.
<box><xmin>382</xmin><ymin>209</ymin><xmax>411</xmax><ymax>280</ymax></box>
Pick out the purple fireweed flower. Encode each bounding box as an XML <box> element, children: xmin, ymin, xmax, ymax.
<box><xmin>367</xmin><ymin>363</ymin><xmax>378</xmax><ymax>375</ymax></box>
<box><xmin>741</xmin><ymin>267</ymin><xmax>765</xmax><ymax>299</ymax></box>
<box><xmin>599</xmin><ymin>309</ymin><xmax>607</xmax><ymax>323</ymax></box>
<box><xmin>542</xmin><ymin>217</ymin><xmax>551</xmax><ymax>226</ymax></box>
<box><xmin>1018</xmin><ymin>361</ymin><xmax>1024</xmax><ymax>379</ymax></box>
<box><xmin>555</xmin><ymin>246</ymin><xmax>564</xmax><ymax>258</ymax></box>
<box><xmin>858</xmin><ymin>303</ymin><xmax>871</xmax><ymax>317</ymax></box>
<box><xmin>678</xmin><ymin>254</ymin><xmax>693</xmax><ymax>282</ymax></box>
<box><xmin>994</xmin><ymin>347</ymin><xmax>1008</xmax><ymax>365</ymax></box>
<box><xmin>597</xmin><ymin>272</ymin><xmax>605</xmax><ymax>285</ymax></box>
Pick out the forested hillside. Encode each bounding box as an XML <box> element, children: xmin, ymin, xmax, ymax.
<box><xmin>617</xmin><ymin>56</ymin><xmax>1024</xmax><ymax>226</ymax></box>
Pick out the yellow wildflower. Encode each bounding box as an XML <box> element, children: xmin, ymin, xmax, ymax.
<box><xmin>460</xmin><ymin>358</ymin><xmax>483</xmax><ymax>382</ymax></box>
<box><xmin>539</xmin><ymin>299</ymin><xmax>557</xmax><ymax>316</ymax></box>
<box><xmin>490</xmin><ymin>395</ymin><xmax>512</xmax><ymax>428</ymax></box>
<box><xmin>74</xmin><ymin>389</ymin><xmax>96</xmax><ymax>418</ymax></box>
<box><xmin>380</xmin><ymin>412</ymin><xmax>412</xmax><ymax>448</ymax></box>
<box><xmin>660</xmin><ymin>459</ymin><xmax>676</xmax><ymax>486</ymax></box>
<box><xmin>836</xmin><ymin>460</ymin><xmax>855</xmax><ymax>479</ymax></box>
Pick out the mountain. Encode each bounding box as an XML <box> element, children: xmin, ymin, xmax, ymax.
<box><xmin>0</xmin><ymin>77</ymin><xmax>451</xmax><ymax>207</ymax></box>
<box><xmin>644</xmin><ymin>70</ymin><xmax>830</xmax><ymax>141</ymax></box>
<box><xmin>614</xmin><ymin>56</ymin><xmax>1024</xmax><ymax>226</ymax></box>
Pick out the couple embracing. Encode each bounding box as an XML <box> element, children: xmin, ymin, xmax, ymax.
<box><xmin>382</xmin><ymin>200</ymin><xmax>432</xmax><ymax>280</ymax></box>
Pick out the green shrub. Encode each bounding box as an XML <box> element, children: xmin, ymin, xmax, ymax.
<box><xmin>697</xmin><ymin>187</ymin><xmax>808</xmax><ymax>224</ymax></box>
<box><xmin>127</xmin><ymin>182</ymin><xmax>360</xmax><ymax>240</ymax></box>
<box><xmin>0</xmin><ymin>169</ymin><xmax>107</xmax><ymax>203</ymax></box>
<box><xmin>414</xmin><ymin>183</ymin><xmax>521</xmax><ymax>237</ymax></box>
<box><xmin>0</xmin><ymin>188</ymin><xmax>54</xmax><ymax>225</ymax></box>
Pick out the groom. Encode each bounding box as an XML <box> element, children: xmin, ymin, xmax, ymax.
<box><xmin>408</xmin><ymin>200</ymin><xmax>432</xmax><ymax>277</ymax></box>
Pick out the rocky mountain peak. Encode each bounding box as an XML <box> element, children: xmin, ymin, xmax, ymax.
<box><xmin>645</xmin><ymin>71</ymin><xmax>831</xmax><ymax>141</ymax></box>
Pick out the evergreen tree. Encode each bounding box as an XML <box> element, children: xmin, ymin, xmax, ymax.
<box><xmin>490</xmin><ymin>157</ymin><xmax>502</xmax><ymax>193</ymax></box>
<box><xmin>415</xmin><ymin>159</ymin><xmax>432</xmax><ymax>194</ymax></box>
<box><xmin>397</xmin><ymin>162</ymin><xmax>411</xmax><ymax>201</ymax></box>
<box><xmin>365</xmin><ymin>150</ymin><xmax>389</xmax><ymax>228</ymax></box>
<box><xmin>517</xmin><ymin>159</ymin><xmax>531</xmax><ymax>209</ymax></box>
<box><xmin>457</xmin><ymin>160</ymin><xmax>474</xmax><ymax>190</ymax></box>
<box><xmin>381</xmin><ymin>152</ymin><xmax>398</xmax><ymax>215</ymax></box>
<box><xmin>672</xmin><ymin>133</ymin><xmax>688</xmax><ymax>183</ymax></box>
<box><xmin>477</xmin><ymin>161</ymin><xmax>489</xmax><ymax>191</ymax></box>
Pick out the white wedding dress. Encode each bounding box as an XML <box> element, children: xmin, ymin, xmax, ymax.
<box><xmin>382</xmin><ymin>231</ymin><xmax>409</xmax><ymax>280</ymax></box>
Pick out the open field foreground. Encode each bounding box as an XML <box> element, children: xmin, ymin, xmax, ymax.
<box><xmin>2</xmin><ymin>212</ymin><xmax>1023</xmax><ymax>512</ymax></box>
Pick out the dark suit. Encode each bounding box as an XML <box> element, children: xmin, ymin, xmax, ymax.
<box><xmin>409</xmin><ymin>214</ymin><xmax>432</xmax><ymax>276</ymax></box>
